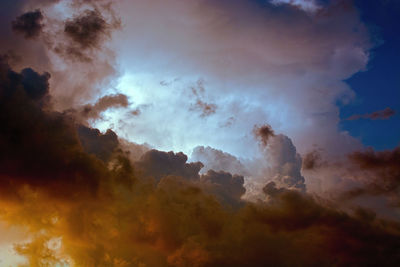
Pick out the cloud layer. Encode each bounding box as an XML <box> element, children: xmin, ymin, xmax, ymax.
<box><xmin>1</xmin><ymin>0</ymin><xmax>400</xmax><ymax>266</ymax></box>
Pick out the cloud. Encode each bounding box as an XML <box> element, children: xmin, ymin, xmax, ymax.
<box><xmin>64</xmin><ymin>10</ymin><xmax>108</xmax><ymax>48</ymax></box>
<box><xmin>108</xmin><ymin>0</ymin><xmax>371</xmax><ymax>159</ymax></box>
<box><xmin>77</xmin><ymin>125</ymin><xmax>119</xmax><ymax>162</ymax></box>
<box><xmin>200</xmin><ymin>170</ymin><xmax>246</xmax><ymax>206</ymax></box>
<box><xmin>12</xmin><ymin>9</ymin><xmax>44</xmax><ymax>39</ymax></box>
<box><xmin>52</xmin><ymin>8</ymin><xmax>117</xmax><ymax>62</ymax></box>
<box><xmin>302</xmin><ymin>149</ymin><xmax>323</xmax><ymax>170</ymax></box>
<box><xmin>263</xmin><ymin>134</ymin><xmax>306</xmax><ymax>192</ymax></box>
<box><xmin>0</xmin><ymin>58</ymin><xmax>109</xmax><ymax>198</ymax></box>
<box><xmin>346</xmin><ymin>107</ymin><xmax>396</xmax><ymax>120</ymax></box>
<box><xmin>189</xmin><ymin>79</ymin><xmax>217</xmax><ymax>118</ymax></box>
<box><xmin>191</xmin><ymin>146</ymin><xmax>247</xmax><ymax>175</ymax></box>
<box><xmin>1</xmin><ymin>60</ymin><xmax>400</xmax><ymax>266</ymax></box>
<box><xmin>270</xmin><ymin>0</ymin><xmax>321</xmax><ymax>12</ymax></box>
<box><xmin>191</xmin><ymin>99</ymin><xmax>217</xmax><ymax>118</ymax></box>
<box><xmin>2</xmin><ymin>1</ymin><xmax>400</xmax><ymax>266</ymax></box>
<box><xmin>78</xmin><ymin>93</ymin><xmax>129</xmax><ymax>120</ymax></box>
<box><xmin>253</xmin><ymin>124</ymin><xmax>275</xmax><ymax>147</ymax></box>
<box><xmin>134</xmin><ymin>150</ymin><xmax>204</xmax><ymax>183</ymax></box>
<box><xmin>341</xmin><ymin>146</ymin><xmax>400</xmax><ymax>204</ymax></box>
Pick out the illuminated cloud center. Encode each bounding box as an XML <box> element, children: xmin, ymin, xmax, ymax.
<box><xmin>91</xmin><ymin>0</ymin><xmax>370</xmax><ymax>160</ymax></box>
<box><xmin>270</xmin><ymin>0</ymin><xmax>320</xmax><ymax>12</ymax></box>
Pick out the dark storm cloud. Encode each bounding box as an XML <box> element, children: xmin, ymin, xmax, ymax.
<box><xmin>342</xmin><ymin>146</ymin><xmax>400</xmax><ymax>204</ymax></box>
<box><xmin>134</xmin><ymin>149</ymin><xmax>204</xmax><ymax>182</ymax></box>
<box><xmin>0</xmin><ymin>58</ymin><xmax>121</xmax><ymax>199</ymax></box>
<box><xmin>20</xmin><ymin>68</ymin><xmax>50</xmax><ymax>101</ymax></box>
<box><xmin>0</xmin><ymin>57</ymin><xmax>50</xmax><ymax>103</ymax></box>
<box><xmin>253</xmin><ymin>124</ymin><xmax>275</xmax><ymax>147</ymax></box>
<box><xmin>77</xmin><ymin>125</ymin><xmax>119</xmax><ymax>162</ymax></box>
<box><xmin>12</xmin><ymin>9</ymin><xmax>44</xmax><ymax>39</ymax></box>
<box><xmin>346</xmin><ymin>107</ymin><xmax>396</xmax><ymax>120</ymax></box>
<box><xmin>201</xmin><ymin>170</ymin><xmax>246</xmax><ymax>206</ymax></box>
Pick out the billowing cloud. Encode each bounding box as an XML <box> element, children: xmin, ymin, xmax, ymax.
<box><xmin>77</xmin><ymin>125</ymin><xmax>119</xmax><ymax>162</ymax></box>
<box><xmin>263</xmin><ymin>134</ymin><xmax>306</xmax><ymax>192</ymax></box>
<box><xmin>191</xmin><ymin>146</ymin><xmax>247</xmax><ymax>175</ymax></box>
<box><xmin>201</xmin><ymin>170</ymin><xmax>246</xmax><ymax>206</ymax></box>
<box><xmin>98</xmin><ymin>0</ymin><xmax>372</xmax><ymax>161</ymax></box>
<box><xmin>134</xmin><ymin>150</ymin><xmax>204</xmax><ymax>183</ymax></box>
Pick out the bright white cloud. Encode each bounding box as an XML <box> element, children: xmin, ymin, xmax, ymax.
<box><xmin>92</xmin><ymin>0</ymin><xmax>370</xmax><ymax>160</ymax></box>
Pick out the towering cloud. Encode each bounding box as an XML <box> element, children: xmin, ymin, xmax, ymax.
<box><xmin>264</xmin><ymin>134</ymin><xmax>306</xmax><ymax>191</ymax></box>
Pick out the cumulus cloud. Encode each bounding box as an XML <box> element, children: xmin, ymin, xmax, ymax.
<box><xmin>191</xmin><ymin>146</ymin><xmax>247</xmax><ymax>175</ymax></box>
<box><xmin>263</xmin><ymin>134</ymin><xmax>306</xmax><ymax>192</ymax></box>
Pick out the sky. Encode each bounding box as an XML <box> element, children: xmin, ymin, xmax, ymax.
<box><xmin>340</xmin><ymin>0</ymin><xmax>400</xmax><ymax>150</ymax></box>
<box><xmin>0</xmin><ymin>0</ymin><xmax>399</xmax><ymax>266</ymax></box>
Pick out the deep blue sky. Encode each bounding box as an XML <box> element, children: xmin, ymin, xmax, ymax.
<box><xmin>339</xmin><ymin>0</ymin><xmax>400</xmax><ymax>150</ymax></box>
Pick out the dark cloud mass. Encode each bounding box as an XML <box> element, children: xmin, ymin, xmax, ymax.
<box><xmin>201</xmin><ymin>170</ymin><xmax>246</xmax><ymax>206</ymax></box>
<box><xmin>77</xmin><ymin>125</ymin><xmax>119</xmax><ymax>162</ymax></box>
<box><xmin>342</xmin><ymin>147</ymin><xmax>400</xmax><ymax>204</ymax></box>
<box><xmin>55</xmin><ymin>7</ymin><xmax>119</xmax><ymax>62</ymax></box>
<box><xmin>1</xmin><ymin>59</ymin><xmax>400</xmax><ymax>266</ymax></box>
<box><xmin>134</xmin><ymin>150</ymin><xmax>204</xmax><ymax>183</ymax></box>
<box><xmin>12</xmin><ymin>9</ymin><xmax>44</xmax><ymax>39</ymax></box>
<box><xmin>64</xmin><ymin>9</ymin><xmax>109</xmax><ymax>49</ymax></box>
<box><xmin>346</xmin><ymin>107</ymin><xmax>396</xmax><ymax>120</ymax></box>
